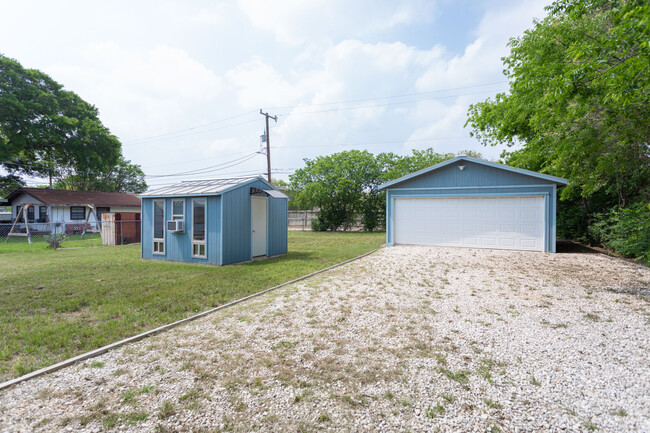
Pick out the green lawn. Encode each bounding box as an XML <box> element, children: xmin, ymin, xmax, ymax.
<box><xmin>0</xmin><ymin>233</ymin><xmax>103</xmax><ymax>252</ymax></box>
<box><xmin>0</xmin><ymin>231</ymin><xmax>385</xmax><ymax>382</ymax></box>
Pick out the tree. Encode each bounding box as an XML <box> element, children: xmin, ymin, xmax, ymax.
<box><xmin>290</xmin><ymin>150</ymin><xmax>381</xmax><ymax>231</ymax></box>
<box><xmin>290</xmin><ymin>149</ymin><xmax>483</xmax><ymax>231</ymax></box>
<box><xmin>466</xmin><ymin>0</ymin><xmax>649</xmax><ymax>260</ymax></box>
<box><xmin>0</xmin><ymin>54</ymin><xmax>123</xmax><ymax>187</ymax></box>
<box><xmin>56</xmin><ymin>157</ymin><xmax>147</xmax><ymax>193</ymax></box>
<box><xmin>466</xmin><ymin>0</ymin><xmax>649</xmax><ymax>206</ymax></box>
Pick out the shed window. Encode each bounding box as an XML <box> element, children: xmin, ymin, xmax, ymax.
<box><xmin>153</xmin><ymin>200</ymin><xmax>165</xmax><ymax>254</ymax></box>
<box><xmin>172</xmin><ymin>199</ymin><xmax>184</xmax><ymax>221</ymax></box>
<box><xmin>192</xmin><ymin>199</ymin><xmax>206</xmax><ymax>258</ymax></box>
<box><xmin>70</xmin><ymin>206</ymin><xmax>86</xmax><ymax>221</ymax></box>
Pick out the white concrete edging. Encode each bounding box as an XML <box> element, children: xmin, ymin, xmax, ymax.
<box><xmin>0</xmin><ymin>247</ymin><xmax>383</xmax><ymax>391</ymax></box>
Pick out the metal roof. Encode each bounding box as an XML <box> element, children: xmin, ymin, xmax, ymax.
<box><xmin>140</xmin><ymin>177</ymin><xmax>280</xmax><ymax>197</ymax></box>
<box><xmin>378</xmin><ymin>156</ymin><xmax>568</xmax><ymax>190</ymax></box>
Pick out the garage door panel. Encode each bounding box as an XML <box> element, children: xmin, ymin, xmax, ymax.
<box><xmin>394</xmin><ymin>196</ymin><xmax>545</xmax><ymax>252</ymax></box>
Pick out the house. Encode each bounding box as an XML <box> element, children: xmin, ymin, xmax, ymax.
<box><xmin>378</xmin><ymin>156</ymin><xmax>568</xmax><ymax>252</ymax></box>
<box><xmin>3</xmin><ymin>188</ymin><xmax>141</xmax><ymax>234</ymax></box>
<box><xmin>139</xmin><ymin>177</ymin><xmax>288</xmax><ymax>265</ymax></box>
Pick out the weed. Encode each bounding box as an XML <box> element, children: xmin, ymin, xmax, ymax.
<box><xmin>584</xmin><ymin>313</ymin><xmax>600</xmax><ymax>322</ymax></box>
<box><xmin>425</xmin><ymin>402</ymin><xmax>445</xmax><ymax>418</ymax></box>
<box><xmin>612</xmin><ymin>408</ymin><xmax>627</xmax><ymax>417</ymax></box>
<box><xmin>584</xmin><ymin>421</ymin><xmax>598</xmax><ymax>431</ymax></box>
<box><xmin>530</xmin><ymin>376</ymin><xmax>541</xmax><ymax>386</ymax></box>
<box><xmin>89</xmin><ymin>361</ymin><xmax>105</xmax><ymax>368</ymax></box>
<box><xmin>317</xmin><ymin>413</ymin><xmax>330</xmax><ymax>422</ymax></box>
<box><xmin>484</xmin><ymin>398</ymin><xmax>502</xmax><ymax>409</ymax></box>
<box><xmin>439</xmin><ymin>367</ymin><xmax>471</xmax><ymax>384</ymax></box>
<box><xmin>158</xmin><ymin>401</ymin><xmax>176</xmax><ymax>419</ymax></box>
<box><xmin>442</xmin><ymin>393</ymin><xmax>454</xmax><ymax>403</ymax></box>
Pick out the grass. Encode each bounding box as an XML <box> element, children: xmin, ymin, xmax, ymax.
<box><xmin>0</xmin><ymin>233</ymin><xmax>102</xmax><ymax>253</ymax></box>
<box><xmin>0</xmin><ymin>231</ymin><xmax>385</xmax><ymax>381</ymax></box>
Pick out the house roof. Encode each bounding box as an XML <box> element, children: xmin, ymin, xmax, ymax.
<box><xmin>139</xmin><ymin>176</ymin><xmax>288</xmax><ymax>198</ymax></box>
<box><xmin>377</xmin><ymin>156</ymin><xmax>568</xmax><ymax>190</ymax></box>
<box><xmin>4</xmin><ymin>188</ymin><xmax>141</xmax><ymax>207</ymax></box>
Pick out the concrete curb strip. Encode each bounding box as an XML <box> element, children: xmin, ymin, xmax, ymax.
<box><xmin>0</xmin><ymin>247</ymin><xmax>383</xmax><ymax>391</ymax></box>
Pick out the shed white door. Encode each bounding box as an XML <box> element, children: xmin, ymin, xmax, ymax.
<box><xmin>394</xmin><ymin>196</ymin><xmax>545</xmax><ymax>251</ymax></box>
<box><xmin>251</xmin><ymin>196</ymin><xmax>267</xmax><ymax>257</ymax></box>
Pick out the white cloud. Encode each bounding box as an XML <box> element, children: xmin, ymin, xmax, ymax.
<box><xmin>237</xmin><ymin>0</ymin><xmax>436</xmax><ymax>44</ymax></box>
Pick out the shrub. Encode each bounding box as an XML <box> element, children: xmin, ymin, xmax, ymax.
<box><xmin>589</xmin><ymin>202</ymin><xmax>650</xmax><ymax>264</ymax></box>
<box><xmin>311</xmin><ymin>217</ymin><xmax>329</xmax><ymax>232</ymax></box>
<box><xmin>45</xmin><ymin>233</ymin><xmax>66</xmax><ymax>248</ymax></box>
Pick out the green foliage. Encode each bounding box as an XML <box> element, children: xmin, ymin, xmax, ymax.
<box><xmin>56</xmin><ymin>156</ymin><xmax>147</xmax><ymax>193</ymax></box>
<box><xmin>290</xmin><ymin>149</ymin><xmax>480</xmax><ymax>231</ymax></box>
<box><xmin>466</xmin><ymin>0</ymin><xmax>650</xmax><ymax>261</ymax></box>
<box><xmin>589</xmin><ymin>202</ymin><xmax>650</xmax><ymax>264</ymax></box>
<box><xmin>44</xmin><ymin>233</ymin><xmax>66</xmax><ymax>249</ymax></box>
<box><xmin>0</xmin><ymin>55</ymin><xmax>146</xmax><ymax>193</ymax></box>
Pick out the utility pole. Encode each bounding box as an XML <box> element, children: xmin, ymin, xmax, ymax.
<box><xmin>260</xmin><ymin>109</ymin><xmax>277</xmax><ymax>183</ymax></box>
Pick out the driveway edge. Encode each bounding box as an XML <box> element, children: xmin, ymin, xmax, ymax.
<box><xmin>0</xmin><ymin>246</ymin><xmax>383</xmax><ymax>391</ymax></box>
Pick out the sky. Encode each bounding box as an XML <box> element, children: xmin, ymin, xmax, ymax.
<box><xmin>0</xmin><ymin>0</ymin><xmax>549</xmax><ymax>189</ymax></box>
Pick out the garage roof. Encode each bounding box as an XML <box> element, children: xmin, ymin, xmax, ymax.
<box><xmin>378</xmin><ymin>156</ymin><xmax>568</xmax><ymax>190</ymax></box>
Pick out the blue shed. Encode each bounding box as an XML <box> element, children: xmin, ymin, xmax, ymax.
<box><xmin>378</xmin><ymin>156</ymin><xmax>568</xmax><ymax>253</ymax></box>
<box><xmin>139</xmin><ymin>177</ymin><xmax>288</xmax><ymax>265</ymax></box>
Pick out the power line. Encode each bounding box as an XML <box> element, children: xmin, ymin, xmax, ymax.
<box><xmin>145</xmin><ymin>153</ymin><xmax>261</xmax><ymax>178</ymax></box>
<box><xmin>123</xmin><ymin>110</ymin><xmax>258</xmax><ymax>144</ymax></box>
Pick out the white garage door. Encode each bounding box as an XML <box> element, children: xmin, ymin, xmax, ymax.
<box><xmin>394</xmin><ymin>196</ymin><xmax>545</xmax><ymax>251</ymax></box>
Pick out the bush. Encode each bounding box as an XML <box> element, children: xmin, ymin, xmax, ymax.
<box><xmin>311</xmin><ymin>217</ymin><xmax>329</xmax><ymax>232</ymax></box>
<box><xmin>589</xmin><ymin>202</ymin><xmax>650</xmax><ymax>264</ymax></box>
<box><xmin>45</xmin><ymin>233</ymin><xmax>66</xmax><ymax>248</ymax></box>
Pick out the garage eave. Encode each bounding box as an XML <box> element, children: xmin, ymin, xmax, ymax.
<box><xmin>378</xmin><ymin>156</ymin><xmax>568</xmax><ymax>190</ymax></box>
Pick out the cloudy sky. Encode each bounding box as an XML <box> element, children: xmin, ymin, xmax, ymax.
<box><xmin>0</xmin><ymin>0</ymin><xmax>548</xmax><ymax>188</ymax></box>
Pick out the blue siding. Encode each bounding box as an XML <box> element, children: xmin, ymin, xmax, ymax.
<box><xmin>384</xmin><ymin>160</ymin><xmax>560</xmax><ymax>253</ymax></box>
<box><xmin>392</xmin><ymin>161</ymin><xmax>549</xmax><ymax>190</ymax></box>
<box><xmin>267</xmin><ymin>196</ymin><xmax>288</xmax><ymax>256</ymax></box>
<box><xmin>141</xmin><ymin>177</ymin><xmax>287</xmax><ymax>265</ymax></box>
<box><xmin>141</xmin><ymin>196</ymin><xmax>222</xmax><ymax>265</ymax></box>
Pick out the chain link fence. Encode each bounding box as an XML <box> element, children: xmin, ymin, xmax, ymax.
<box><xmin>0</xmin><ymin>220</ymin><xmax>141</xmax><ymax>252</ymax></box>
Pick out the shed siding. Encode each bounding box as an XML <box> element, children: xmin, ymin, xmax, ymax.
<box><xmin>267</xmin><ymin>196</ymin><xmax>288</xmax><ymax>256</ymax></box>
<box><xmin>141</xmin><ymin>196</ymin><xmax>221</xmax><ymax>265</ymax></box>
<box><xmin>221</xmin><ymin>180</ymin><xmax>261</xmax><ymax>265</ymax></box>
<box><xmin>384</xmin><ymin>160</ymin><xmax>560</xmax><ymax>252</ymax></box>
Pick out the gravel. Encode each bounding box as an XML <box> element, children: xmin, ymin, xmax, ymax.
<box><xmin>1</xmin><ymin>246</ymin><xmax>648</xmax><ymax>432</ymax></box>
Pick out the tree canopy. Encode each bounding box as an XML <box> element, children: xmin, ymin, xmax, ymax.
<box><xmin>289</xmin><ymin>149</ymin><xmax>481</xmax><ymax>231</ymax></box>
<box><xmin>466</xmin><ymin>0</ymin><xmax>649</xmax><ymax>206</ymax></box>
<box><xmin>466</xmin><ymin>0</ymin><xmax>649</xmax><ymax>261</ymax></box>
<box><xmin>0</xmin><ymin>54</ymin><xmax>147</xmax><ymax>193</ymax></box>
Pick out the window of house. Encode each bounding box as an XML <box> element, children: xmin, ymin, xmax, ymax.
<box><xmin>70</xmin><ymin>206</ymin><xmax>86</xmax><ymax>220</ymax></box>
<box><xmin>153</xmin><ymin>200</ymin><xmax>165</xmax><ymax>254</ymax></box>
<box><xmin>192</xmin><ymin>199</ymin><xmax>206</xmax><ymax>258</ymax></box>
<box><xmin>38</xmin><ymin>206</ymin><xmax>47</xmax><ymax>223</ymax></box>
<box><xmin>172</xmin><ymin>199</ymin><xmax>185</xmax><ymax>221</ymax></box>
<box><xmin>15</xmin><ymin>205</ymin><xmax>22</xmax><ymax>221</ymax></box>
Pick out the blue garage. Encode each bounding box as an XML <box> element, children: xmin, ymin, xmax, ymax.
<box><xmin>378</xmin><ymin>156</ymin><xmax>568</xmax><ymax>252</ymax></box>
<box><xmin>139</xmin><ymin>177</ymin><xmax>288</xmax><ymax>265</ymax></box>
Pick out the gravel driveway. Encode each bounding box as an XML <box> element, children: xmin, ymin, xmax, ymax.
<box><xmin>1</xmin><ymin>246</ymin><xmax>649</xmax><ymax>432</ymax></box>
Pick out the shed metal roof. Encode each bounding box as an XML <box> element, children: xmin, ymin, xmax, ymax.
<box><xmin>378</xmin><ymin>156</ymin><xmax>568</xmax><ymax>190</ymax></box>
<box><xmin>140</xmin><ymin>176</ymin><xmax>288</xmax><ymax>198</ymax></box>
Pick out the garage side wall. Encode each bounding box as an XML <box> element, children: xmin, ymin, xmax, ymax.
<box><xmin>384</xmin><ymin>162</ymin><xmax>558</xmax><ymax>252</ymax></box>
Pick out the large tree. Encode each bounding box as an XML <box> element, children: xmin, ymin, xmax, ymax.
<box><xmin>55</xmin><ymin>156</ymin><xmax>147</xmax><ymax>193</ymax></box>
<box><xmin>0</xmin><ymin>55</ymin><xmax>146</xmax><ymax>192</ymax></box>
<box><xmin>290</xmin><ymin>149</ymin><xmax>482</xmax><ymax>231</ymax></box>
<box><xmin>466</xmin><ymin>0</ymin><xmax>649</xmax><ymax>207</ymax></box>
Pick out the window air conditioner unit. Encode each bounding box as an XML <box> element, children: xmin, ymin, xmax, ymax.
<box><xmin>167</xmin><ymin>220</ymin><xmax>184</xmax><ymax>232</ymax></box>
